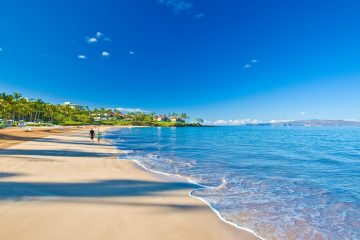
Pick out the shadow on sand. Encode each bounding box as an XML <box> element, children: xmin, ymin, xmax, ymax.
<box><xmin>0</xmin><ymin>132</ymin><xmax>97</xmax><ymax>146</ymax></box>
<box><xmin>0</xmin><ymin>177</ymin><xmax>201</xmax><ymax>210</ymax></box>
<box><xmin>0</xmin><ymin>172</ymin><xmax>24</xmax><ymax>178</ymax></box>
<box><xmin>0</xmin><ymin>149</ymin><xmax>113</xmax><ymax>157</ymax></box>
<box><xmin>32</xmin><ymin>138</ymin><xmax>97</xmax><ymax>146</ymax></box>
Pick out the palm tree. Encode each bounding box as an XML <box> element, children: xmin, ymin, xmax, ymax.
<box><xmin>180</xmin><ymin>113</ymin><xmax>189</xmax><ymax>120</ymax></box>
<box><xmin>0</xmin><ymin>91</ymin><xmax>199</xmax><ymax>127</ymax></box>
<box><xmin>195</xmin><ymin>118</ymin><xmax>204</xmax><ymax>124</ymax></box>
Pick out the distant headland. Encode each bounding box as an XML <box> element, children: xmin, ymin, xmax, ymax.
<box><xmin>259</xmin><ymin>119</ymin><xmax>360</xmax><ymax>127</ymax></box>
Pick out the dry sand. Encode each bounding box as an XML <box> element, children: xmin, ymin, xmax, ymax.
<box><xmin>0</xmin><ymin>128</ymin><xmax>259</xmax><ymax>240</ymax></box>
<box><xmin>0</xmin><ymin>126</ymin><xmax>90</xmax><ymax>148</ymax></box>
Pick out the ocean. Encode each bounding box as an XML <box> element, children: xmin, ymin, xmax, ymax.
<box><xmin>106</xmin><ymin>126</ymin><xmax>360</xmax><ymax>240</ymax></box>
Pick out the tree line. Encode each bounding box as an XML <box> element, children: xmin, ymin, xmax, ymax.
<box><xmin>0</xmin><ymin>92</ymin><xmax>203</xmax><ymax>126</ymax></box>
<box><xmin>0</xmin><ymin>92</ymin><xmax>92</xmax><ymax>124</ymax></box>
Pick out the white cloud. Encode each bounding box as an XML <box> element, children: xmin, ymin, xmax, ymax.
<box><xmin>115</xmin><ymin>107</ymin><xmax>147</xmax><ymax>113</ymax></box>
<box><xmin>195</xmin><ymin>13</ymin><xmax>205</xmax><ymax>19</ymax></box>
<box><xmin>78</xmin><ymin>54</ymin><xmax>86</xmax><ymax>59</ymax></box>
<box><xmin>87</xmin><ymin>37</ymin><xmax>98</xmax><ymax>43</ymax></box>
<box><xmin>204</xmin><ymin>119</ymin><xmax>297</xmax><ymax>126</ymax></box>
<box><xmin>157</xmin><ymin>0</ymin><xmax>193</xmax><ymax>14</ymax></box>
<box><xmin>300</xmin><ymin>111</ymin><xmax>306</xmax><ymax>115</ymax></box>
<box><xmin>269</xmin><ymin>119</ymin><xmax>293</xmax><ymax>124</ymax></box>
<box><xmin>102</xmin><ymin>51</ymin><xmax>110</xmax><ymax>57</ymax></box>
<box><xmin>243</xmin><ymin>59</ymin><xmax>258</xmax><ymax>69</ymax></box>
<box><xmin>343</xmin><ymin>118</ymin><xmax>360</xmax><ymax>122</ymax></box>
<box><xmin>85</xmin><ymin>32</ymin><xmax>110</xmax><ymax>44</ymax></box>
<box><xmin>96</xmin><ymin>32</ymin><xmax>103</xmax><ymax>38</ymax></box>
<box><xmin>205</xmin><ymin>119</ymin><xmax>262</xmax><ymax>126</ymax></box>
<box><xmin>129</xmin><ymin>51</ymin><xmax>135</xmax><ymax>55</ymax></box>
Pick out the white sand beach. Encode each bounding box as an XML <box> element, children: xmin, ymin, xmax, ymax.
<box><xmin>0</xmin><ymin>128</ymin><xmax>259</xmax><ymax>240</ymax></box>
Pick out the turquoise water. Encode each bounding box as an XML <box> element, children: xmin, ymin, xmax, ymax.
<box><xmin>106</xmin><ymin>126</ymin><xmax>360</xmax><ymax>240</ymax></box>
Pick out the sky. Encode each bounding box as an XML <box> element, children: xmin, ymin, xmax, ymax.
<box><xmin>1</xmin><ymin>0</ymin><xmax>360</xmax><ymax>123</ymax></box>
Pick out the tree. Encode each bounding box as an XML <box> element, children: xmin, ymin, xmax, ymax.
<box><xmin>195</xmin><ymin>118</ymin><xmax>204</xmax><ymax>124</ymax></box>
<box><xmin>180</xmin><ymin>113</ymin><xmax>189</xmax><ymax>120</ymax></box>
<box><xmin>0</xmin><ymin>91</ymin><xmax>200</xmax><ymax>127</ymax></box>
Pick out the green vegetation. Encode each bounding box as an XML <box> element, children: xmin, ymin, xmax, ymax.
<box><xmin>0</xmin><ymin>92</ymin><xmax>203</xmax><ymax>127</ymax></box>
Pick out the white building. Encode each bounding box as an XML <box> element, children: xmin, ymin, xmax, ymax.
<box><xmin>63</xmin><ymin>102</ymin><xmax>82</xmax><ymax>110</ymax></box>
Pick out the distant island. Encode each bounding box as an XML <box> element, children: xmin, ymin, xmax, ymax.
<box><xmin>0</xmin><ymin>92</ymin><xmax>204</xmax><ymax>128</ymax></box>
<box><xmin>268</xmin><ymin>119</ymin><xmax>360</xmax><ymax>127</ymax></box>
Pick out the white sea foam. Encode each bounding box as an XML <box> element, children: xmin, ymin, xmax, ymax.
<box><xmin>127</xmin><ymin>157</ymin><xmax>266</xmax><ymax>240</ymax></box>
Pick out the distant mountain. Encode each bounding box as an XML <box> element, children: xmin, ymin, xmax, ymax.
<box><xmin>272</xmin><ymin>119</ymin><xmax>360</xmax><ymax>127</ymax></box>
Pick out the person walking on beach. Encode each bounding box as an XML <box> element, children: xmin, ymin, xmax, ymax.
<box><xmin>89</xmin><ymin>128</ymin><xmax>95</xmax><ymax>143</ymax></box>
<box><xmin>97</xmin><ymin>128</ymin><xmax>102</xmax><ymax>144</ymax></box>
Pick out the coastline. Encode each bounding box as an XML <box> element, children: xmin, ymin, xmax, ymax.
<box><xmin>0</xmin><ymin>127</ymin><xmax>260</xmax><ymax>240</ymax></box>
<box><xmin>130</xmin><ymin>158</ymin><xmax>266</xmax><ymax>240</ymax></box>
<box><xmin>0</xmin><ymin>126</ymin><xmax>92</xmax><ymax>148</ymax></box>
<box><xmin>105</xmin><ymin>127</ymin><xmax>265</xmax><ymax>239</ymax></box>
<box><xmin>107</xmin><ymin>127</ymin><xmax>265</xmax><ymax>239</ymax></box>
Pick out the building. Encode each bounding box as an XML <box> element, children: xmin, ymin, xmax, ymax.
<box><xmin>155</xmin><ymin>116</ymin><xmax>168</xmax><ymax>122</ymax></box>
<box><xmin>170</xmin><ymin>116</ymin><xmax>185</xmax><ymax>123</ymax></box>
<box><xmin>91</xmin><ymin>113</ymin><xmax>111</xmax><ymax>121</ymax></box>
<box><xmin>91</xmin><ymin>111</ymin><xmax>124</xmax><ymax>121</ymax></box>
<box><xmin>63</xmin><ymin>102</ymin><xmax>82</xmax><ymax>110</ymax></box>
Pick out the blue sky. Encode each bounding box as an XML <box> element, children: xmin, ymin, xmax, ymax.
<box><xmin>1</xmin><ymin>0</ymin><xmax>360</xmax><ymax>122</ymax></box>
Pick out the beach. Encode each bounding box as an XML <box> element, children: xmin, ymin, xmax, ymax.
<box><xmin>0</xmin><ymin>126</ymin><xmax>87</xmax><ymax>148</ymax></box>
<box><xmin>0</xmin><ymin>127</ymin><xmax>259</xmax><ymax>240</ymax></box>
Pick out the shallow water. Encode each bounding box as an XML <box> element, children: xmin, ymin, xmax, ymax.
<box><xmin>106</xmin><ymin>126</ymin><xmax>360</xmax><ymax>240</ymax></box>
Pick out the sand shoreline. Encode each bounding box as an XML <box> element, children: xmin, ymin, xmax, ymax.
<box><xmin>0</xmin><ymin>127</ymin><xmax>260</xmax><ymax>240</ymax></box>
<box><xmin>131</xmin><ymin>158</ymin><xmax>266</xmax><ymax>240</ymax></box>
